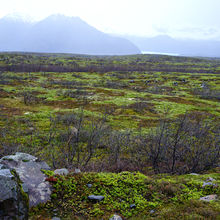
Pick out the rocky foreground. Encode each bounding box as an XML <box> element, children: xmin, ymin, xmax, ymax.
<box><xmin>0</xmin><ymin>153</ymin><xmax>219</xmax><ymax>219</ymax></box>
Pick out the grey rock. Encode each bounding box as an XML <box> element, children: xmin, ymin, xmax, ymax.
<box><xmin>52</xmin><ymin>217</ymin><xmax>61</xmax><ymax>220</ymax></box>
<box><xmin>0</xmin><ymin>153</ymin><xmax>51</xmax><ymax>207</ymax></box>
<box><xmin>0</xmin><ymin>169</ymin><xmax>14</xmax><ymax>179</ymax></box>
<box><xmin>54</xmin><ymin>168</ymin><xmax>69</xmax><ymax>176</ymax></box>
<box><xmin>130</xmin><ymin>204</ymin><xmax>136</xmax><ymax>209</ymax></box>
<box><xmin>87</xmin><ymin>184</ymin><xmax>92</xmax><ymax>188</ymax></box>
<box><xmin>74</xmin><ymin>168</ymin><xmax>81</xmax><ymax>174</ymax></box>
<box><xmin>145</xmin><ymin>80</ymin><xmax>151</xmax><ymax>84</ymax></box>
<box><xmin>109</xmin><ymin>214</ymin><xmax>122</xmax><ymax>220</ymax></box>
<box><xmin>206</xmin><ymin>177</ymin><xmax>215</xmax><ymax>182</ymax></box>
<box><xmin>0</xmin><ymin>164</ymin><xmax>7</xmax><ymax>169</ymax></box>
<box><xmin>0</xmin><ymin>168</ymin><xmax>28</xmax><ymax>219</ymax></box>
<box><xmin>1</xmin><ymin>153</ymin><xmax>36</xmax><ymax>164</ymax></box>
<box><xmin>202</xmin><ymin>182</ymin><xmax>217</xmax><ymax>187</ymax></box>
<box><xmin>88</xmin><ymin>195</ymin><xmax>104</xmax><ymax>202</ymax></box>
<box><xmin>200</xmin><ymin>194</ymin><xmax>218</xmax><ymax>202</ymax></box>
<box><xmin>189</xmin><ymin>173</ymin><xmax>199</xmax><ymax>175</ymax></box>
<box><xmin>38</xmin><ymin>161</ymin><xmax>51</xmax><ymax>170</ymax></box>
<box><xmin>22</xmin><ymin>183</ymin><xmax>29</xmax><ymax>193</ymax></box>
<box><xmin>150</xmin><ymin>210</ymin><xmax>155</xmax><ymax>214</ymax></box>
<box><xmin>201</xmin><ymin>82</ymin><xmax>207</xmax><ymax>88</ymax></box>
<box><xmin>0</xmin><ymin>152</ymin><xmax>38</xmax><ymax>163</ymax></box>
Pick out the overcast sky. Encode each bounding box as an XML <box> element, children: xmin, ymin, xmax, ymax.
<box><xmin>0</xmin><ymin>0</ymin><xmax>220</xmax><ymax>40</ymax></box>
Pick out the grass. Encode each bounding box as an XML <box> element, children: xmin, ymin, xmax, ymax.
<box><xmin>0</xmin><ymin>52</ymin><xmax>219</xmax><ymax>145</ymax></box>
<box><xmin>0</xmin><ymin>52</ymin><xmax>219</xmax><ymax>219</ymax></box>
<box><xmin>29</xmin><ymin>168</ymin><xmax>220</xmax><ymax>219</ymax></box>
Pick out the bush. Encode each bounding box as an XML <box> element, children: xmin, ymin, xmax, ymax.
<box><xmin>192</xmin><ymin>84</ymin><xmax>220</xmax><ymax>100</ymax></box>
<box><xmin>138</xmin><ymin>112</ymin><xmax>220</xmax><ymax>174</ymax></box>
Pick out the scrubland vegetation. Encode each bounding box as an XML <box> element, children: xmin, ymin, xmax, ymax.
<box><xmin>0</xmin><ymin>52</ymin><xmax>219</xmax><ymax>218</ymax></box>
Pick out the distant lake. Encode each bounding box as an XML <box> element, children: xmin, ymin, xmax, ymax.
<box><xmin>142</xmin><ymin>51</ymin><xmax>180</xmax><ymax>56</ymax></box>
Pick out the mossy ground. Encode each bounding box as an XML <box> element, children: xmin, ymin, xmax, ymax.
<box><xmin>0</xmin><ymin>54</ymin><xmax>219</xmax><ymax>135</ymax></box>
<box><xmin>0</xmin><ymin>53</ymin><xmax>219</xmax><ymax>219</ymax></box>
<box><xmin>29</xmin><ymin>168</ymin><xmax>220</xmax><ymax>219</ymax></box>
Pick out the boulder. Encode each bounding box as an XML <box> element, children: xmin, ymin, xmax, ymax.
<box><xmin>200</xmin><ymin>195</ymin><xmax>218</xmax><ymax>202</ymax></box>
<box><xmin>88</xmin><ymin>195</ymin><xmax>104</xmax><ymax>202</ymax></box>
<box><xmin>0</xmin><ymin>164</ymin><xmax>6</xmax><ymax>169</ymax></box>
<box><xmin>74</xmin><ymin>168</ymin><xmax>81</xmax><ymax>174</ymax></box>
<box><xmin>54</xmin><ymin>168</ymin><xmax>69</xmax><ymax>176</ymax></box>
<box><xmin>130</xmin><ymin>204</ymin><xmax>136</xmax><ymax>209</ymax></box>
<box><xmin>87</xmin><ymin>184</ymin><xmax>93</xmax><ymax>188</ymax></box>
<box><xmin>0</xmin><ymin>168</ymin><xmax>28</xmax><ymax>219</ymax></box>
<box><xmin>202</xmin><ymin>182</ymin><xmax>217</xmax><ymax>188</ymax></box>
<box><xmin>0</xmin><ymin>152</ymin><xmax>51</xmax><ymax>207</ymax></box>
<box><xmin>0</xmin><ymin>152</ymin><xmax>37</xmax><ymax>163</ymax></box>
<box><xmin>206</xmin><ymin>177</ymin><xmax>215</xmax><ymax>182</ymax></box>
<box><xmin>109</xmin><ymin>214</ymin><xmax>123</xmax><ymax>220</ymax></box>
<box><xmin>202</xmin><ymin>177</ymin><xmax>217</xmax><ymax>188</ymax></box>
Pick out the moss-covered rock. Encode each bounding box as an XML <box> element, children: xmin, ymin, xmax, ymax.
<box><xmin>0</xmin><ymin>152</ymin><xmax>51</xmax><ymax>207</ymax></box>
<box><xmin>0</xmin><ymin>168</ymin><xmax>29</xmax><ymax>219</ymax></box>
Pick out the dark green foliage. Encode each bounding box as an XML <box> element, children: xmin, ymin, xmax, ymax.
<box><xmin>29</xmin><ymin>169</ymin><xmax>220</xmax><ymax>219</ymax></box>
<box><xmin>0</xmin><ymin>53</ymin><xmax>219</xmax><ymax>171</ymax></box>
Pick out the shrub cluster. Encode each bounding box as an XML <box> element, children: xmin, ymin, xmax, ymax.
<box><xmin>0</xmin><ymin>111</ymin><xmax>219</xmax><ymax>174</ymax></box>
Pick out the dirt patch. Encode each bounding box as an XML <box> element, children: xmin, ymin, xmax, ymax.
<box><xmin>45</xmin><ymin>100</ymin><xmax>81</xmax><ymax>109</ymax></box>
<box><xmin>138</xmin><ymin>118</ymin><xmax>160</xmax><ymax>128</ymax></box>
<box><xmin>94</xmin><ymin>88</ymin><xmax>125</xmax><ymax>96</ymax></box>
<box><xmin>85</xmin><ymin>103</ymin><xmax>118</xmax><ymax>114</ymax></box>
<box><xmin>0</xmin><ymin>105</ymin><xmax>23</xmax><ymax>116</ymax></box>
<box><xmin>161</xmin><ymin>96</ymin><xmax>207</xmax><ymax>106</ymax></box>
<box><xmin>126</xmin><ymin>102</ymin><xmax>156</xmax><ymax>114</ymax></box>
<box><xmin>0</xmin><ymin>89</ymin><xmax>14</xmax><ymax>98</ymax></box>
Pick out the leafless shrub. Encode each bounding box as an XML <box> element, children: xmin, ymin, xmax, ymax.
<box><xmin>193</xmin><ymin>86</ymin><xmax>220</xmax><ymax>100</ymax></box>
<box><xmin>105</xmin><ymin>80</ymin><xmax>128</xmax><ymax>89</ymax></box>
<box><xmin>23</xmin><ymin>92</ymin><xmax>46</xmax><ymax>105</ymax></box>
<box><xmin>45</xmin><ymin>110</ymin><xmax>109</xmax><ymax>169</ymax></box>
<box><xmin>62</xmin><ymin>89</ymin><xmax>90</xmax><ymax>99</ymax></box>
<box><xmin>127</xmin><ymin>101</ymin><xmax>154</xmax><ymax>113</ymax></box>
<box><xmin>138</xmin><ymin>112</ymin><xmax>220</xmax><ymax>174</ymax></box>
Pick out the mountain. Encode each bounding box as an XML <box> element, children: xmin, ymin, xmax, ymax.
<box><xmin>124</xmin><ymin>35</ymin><xmax>220</xmax><ymax>57</ymax></box>
<box><xmin>0</xmin><ymin>16</ymin><xmax>32</xmax><ymax>51</ymax></box>
<box><xmin>0</xmin><ymin>14</ymin><xmax>140</xmax><ymax>55</ymax></box>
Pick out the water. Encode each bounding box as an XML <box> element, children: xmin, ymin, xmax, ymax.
<box><xmin>142</xmin><ymin>51</ymin><xmax>179</xmax><ymax>56</ymax></box>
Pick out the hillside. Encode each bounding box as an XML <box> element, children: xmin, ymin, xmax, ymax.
<box><xmin>0</xmin><ymin>52</ymin><xmax>219</xmax><ymax>219</ymax></box>
<box><xmin>0</xmin><ymin>15</ymin><xmax>140</xmax><ymax>55</ymax></box>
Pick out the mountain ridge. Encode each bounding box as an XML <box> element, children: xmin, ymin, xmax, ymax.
<box><xmin>0</xmin><ymin>14</ymin><xmax>140</xmax><ymax>55</ymax></box>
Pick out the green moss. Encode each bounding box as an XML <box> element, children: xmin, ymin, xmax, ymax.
<box><xmin>29</xmin><ymin>169</ymin><xmax>220</xmax><ymax>219</ymax></box>
<box><xmin>10</xmin><ymin>169</ymin><xmax>29</xmax><ymax>210</ymax></box>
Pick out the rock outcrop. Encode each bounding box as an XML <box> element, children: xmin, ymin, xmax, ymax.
<box><xmin>0</xmin><ymin>152</ymin><xmax>51</xmax><ymax>207</ymax></box>
<box><xmin>199</xmin><ymin>194</ymin><xmax>218</xmax><ymax>202</ymax></box>
<box><xmin>109</xmin><ymin>214</ymin><xmax>123</xmax><ymax>220</ymax></box>
<box><xmin>0</xmin><ymin>166</ymin><xmax>28</xmax><ymax>219</ymax></box>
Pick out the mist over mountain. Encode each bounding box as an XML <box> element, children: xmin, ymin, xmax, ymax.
<box><xmin>124</xmin><ymin>35</ymin><xmax>220</xmax><ymax>57</ymax></box>
<box><xmin>0</xmin><ymin>14</ymin><xmax>140</xmax><ymax>55</ymax></box>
